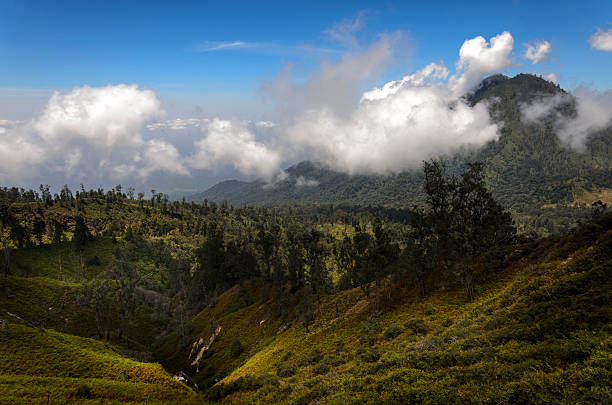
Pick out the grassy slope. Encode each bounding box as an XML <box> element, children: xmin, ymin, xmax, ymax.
<box><xmin>0</xmin><ymin>323</ymin><xmax>198</xmax><ymax>404</ymax></box>
<box><xmin>156</xmin><ymin>214</ymin><xmax>611</xmax><ymax>404</ymax></box>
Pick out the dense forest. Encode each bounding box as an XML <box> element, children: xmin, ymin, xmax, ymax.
<box><xmin>1</xmin><ymin>157</ymin><xmax>610</xmax><ymax>403</ymax></box>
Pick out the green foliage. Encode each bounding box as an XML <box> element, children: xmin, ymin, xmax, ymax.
<box><xmin>230</xmin><ymin>338</ymin><xmax>243</xmax><ymax>357</ymax></box>
<box><xmin>76</xmin><ymin>384</ymin><xmax>92</xmax><ymax>398</ymax></box>
<box><xmin>384</xmin><ymin>325</ymin><xmax>403</xmax><ymax>340</ymax></box>
<box><xmin>276</xmin><ymin>362</ymin><xmax>297</xmax><ymax>377</ymax></box>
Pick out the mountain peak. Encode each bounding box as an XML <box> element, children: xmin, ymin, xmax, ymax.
<box><xmin>468</xmin><ymin>73</ymin><xmax>563</xmax><ymax>105</ymax></box>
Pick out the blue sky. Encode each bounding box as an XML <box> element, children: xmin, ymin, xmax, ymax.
<box><xmin>1</xmin><ymin>0</ymin><xmax>610</xmax><ymax>117</ymax></box>
<box><xmin>0</xmin><ymin>0</ymin><xmax>611</xmax><ymax>194</ymax></box>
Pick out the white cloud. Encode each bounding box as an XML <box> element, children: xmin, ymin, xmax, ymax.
<box><xmin>295</xmin><ymin>176</ymin><xmax>319</xmax><ymax>187</ymax></box>
<box><xmin>0</xmin><ymin>84</ymin><xmax>193</xmax><ymax>183</ymax></box>
<box><xmin>263</xmin><ymin>33</ymin><xmax>399</xmax><ymax>118</ymax></box>
<box><xmin>524</xmin><ymin>40</ymin><xmax>551</xmax><ymax>64</ymax></box>
<box><xmin>324</xmin><ymin>12</ymin><xmax>365</xmax><ymax>48</ymax></box>
<box><xmin>255</xmin><ymin>121</ymin><xmax>276</xmax><ymax>128</ymax></box>
<box><xmin>545</xmin><ymin>73</ymin><xmax>559</xmax><ymax>83</ymax></box>
<box><xmin>361</xmin><ymin>62</ymin><xmax>449</xmax><ymax>101</ymax></box>
<box><xmin>189</xmin><ymin>118</ymin><xmax>281</xmax><ymax>178</ymax></box>
<box><xmin>140</xmin><ymin>139</ymin><xmax>189</xmax><ymax>177</ymax></box>
<box><xmin>283</xmin><ymin>65</ymin><xmax>499</xmax><ymax>174</ymax></box>
<box><xmin>35</xmin><ymin>84</ymin><xmax>160</xmax><ymax>150</ymax></box>
<box><xmin>266</xmin><ymin>32</ymin><xmax>514</xmax><ymax>175</ymax></box>
<box><xmin>197</xmin><ymin>41</ymin><xmax>264</xmax><ymax>52</ymax></box>
<box><xmin>521</xmin><ymin>88</ymin><xmax>612</xmax><ymax>150</ymax></box>
<box><xmin>449</xmin><ymin>31</ymin><xmax>514</xmax><ymax>95</ymax></box>
<box><xmin>589</xmin><ymin>28</ymin><xmax>612</xmax><ymax>51</ymax></box>
<box><xmin>147</xmin><ymin>118</ymin><xmax>204</xmax><ymax>130</ymax></box>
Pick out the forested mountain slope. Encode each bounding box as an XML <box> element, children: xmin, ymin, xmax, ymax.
<box><xmin>0</xmin><ymin>180</ymin><xmax>610</xmax><ymax>403</ymax></box>
<box><xmin>195</xmin><ymin>74</ymin><xmax>612</xmax><ymax>234</ymax></box>
<box><xmin>158</xmin><ymin>212</ymin><xmax>612</xmax><ymax>404</ymax></box>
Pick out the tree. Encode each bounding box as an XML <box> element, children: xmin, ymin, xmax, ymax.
<box><xmin>32</xmin><ymin>218</ymin><xmax>46</xmax><ymax>245</ymax></box>
<box><xmin>52</xmin><ymin>220</ymin><xmax>65</xmax><ymax>244</ymax></box>
<box><xmin>109</xmin><ymin>248</ymin><xmax>140</xmax><ymax>343</ymax></box>
<box><xmin>79</xmin><ymin>278</ymin><xmax>114</xmax><ymax>339</ymax></box>
<box><xmin>421</xmin><ymin>160</ymin><xmax>516</xmax><ymax>301</ymax></box>
<box><xmin>127</xmin><ymin>187</ymin><xmax>135</xmax><ymax>200</ymax></box>
<box><xmin>302</xmin><ymin>229</ymin><xmax>328</xmax><ymax>303</ymax></box>
<box><xmin>401</xmin><ymin>207</ymin><xmax>436</xmax><ymax>297</ymax></box>
<box><xmin>449</xmin><ymin>162</ymin><xmax>516</xmax><ymax>300</ymax></box>
<box><xmin>1</xmin><ymin>228</ymin><xmax>15</xmax><ymax>277</ymax></box>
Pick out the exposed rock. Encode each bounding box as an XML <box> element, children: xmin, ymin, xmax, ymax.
<box><xmin>189</xmin><ymin>325</ymin><xmax>222</xmax><ymax>372</ymax></box>
<box><xmin>173</xmin><ymin>371</ymin><xmax>199</xmax><ymax>391</ymax></box>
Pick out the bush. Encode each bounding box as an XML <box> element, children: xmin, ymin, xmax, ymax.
<box><xmin>360</xmin><ymin>314</ymin><xmax>381</xmax><ymax>346</ymax></box>
<box><xmin>384</xmin><ymin>325</ymin><xmax>403</xmax><ymax>340</ymax></box>
<box><xmin>86</xmin><ymin>255</ymin><xmax>102</xmax><ymax>266</ymax></box>
<box><xmin>76</xmin><ymin>385</ymin><xmax>92</xmax><ymax>399</ymax></box>
<box><xmin>277</xmin><ymin>362</ymin><xmax>297</xmax><ymax>377</ymax></box>
<box><xmin>359</xmin><ymin>346</ymin><xmax>381</xmax><ymax>363</ymax></box>
<box><xmin>301</xmin><ymin>349</ymin><xmax>323</xmax><ymax>365</ymax></box>
<box><xmin>313</xmin><ymin>362</ymin><xmax>330</xmax><ymax>375</ymax></box>
<box><xmin>281</xmin><ymin>351</ymin><xmax>293</xmax><ymax>362</ymax></box>
<box><xmin>404</xmin><ymin>318</ymin><xmax>428</xmax><ymax>335</ymax></box>
<box><xmin>230</xmin><ymin>338</ymin><xmax>243</xmax><ymax>357</ymax></box>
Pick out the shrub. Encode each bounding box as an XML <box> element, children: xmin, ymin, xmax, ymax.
<box><xmin>384</xmin><ymin>325</ymin><xmax>403</xmax><ymax>340</ymax></box>
<box><xmin>230</xmin><ymin>338</ymin><xmax>243</xmax><ymax>357</ymax></box>
<box><xmin>76</xmin><ymin>385</ymin><xmax>92</xmax><ymax>399</ymax></box>
<box><xmin>313</xmin><ymin>362</ymin><xmax>330</xmax><ymax>375</ymax></box>
<box><xmin>277</xmin><ymin>362</ymin><xmax>298</xmax><ymax>377</ymax></box>
<box><xmin>86</xmin><ymin>255</ymin><xmax>102</xmax><ymax>266</ymax></box>
<box><xmin>404</xmin><ymin>318</ymin><xmax>428</xmax><ymax>335</ymax></box>
<box><xmin>360</xmin><ymin>314</ymin><xmax>381</xmax><ymax>346</ymax></box>
<box><xmin>301</xmin><ymin>349</ymin><xmax>323</xmax><ymax>365</ymax></box>
<box><xmin>359</xmin><ymin>346</ymin><xmax>381</xmax><ymax>363</ymax></box>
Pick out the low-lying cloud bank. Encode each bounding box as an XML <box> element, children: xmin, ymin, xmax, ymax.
<box><xmin>521</xmin><ymin>88</ymin><xmax>612</xmax><ymax>151</ymax></box>
<box><xmin>1</xmin><ymin>28</ymin><xmax>610</xmax><ymax>187</ymax></box>
<box><xmin>0</xmin><ymin>84</ymin><xmax>188</xmax><ymax>183</ymax></box>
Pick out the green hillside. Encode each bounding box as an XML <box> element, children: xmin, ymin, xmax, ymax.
<box><xmin>158</xmin><ymin>213</ymin><xmax>612</xmax><ymax>404</ymax></box>
<box><xmin>195</xmin><ymin>74</ymin><xmax>612</xmax><ymax>235</ymax></box>
<box><xmin>0</xmin><ymin>322</ymin><xmax>197</xmax><ymax>404</ymax></box>
<box><xmin>1</xmin><ymin>166</ymin><xmax>610</xmax><ymax>404</ymax></box>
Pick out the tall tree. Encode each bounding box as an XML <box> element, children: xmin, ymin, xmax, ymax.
<box><xmin>109</xmin><ymin>248</ymin><xmax>140</xmax><ymax>343</ymax></box>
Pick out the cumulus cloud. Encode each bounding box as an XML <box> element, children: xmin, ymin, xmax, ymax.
<box><xmin>189</xmin><ymin>118</ymin><xmax>281</xmax><ymax>178</ymax></box>
<box><xmin>449</xmin><ymin>31</ymin><xmax>514</xmax><ymax>96</ymax></box>
<box><xmin>589</xmin><ymin>28</ymin><xmax>612</xmax><ymax>51</ymax></box>
<box><xmin>521</xmin><ymin>88</ymin><xmax>612</xmax><ymax>150</ymax></box>
<box><xmin>260</xmin><ymin>32</ymin><xmax>516</xmax><ymax>175</ymax></box>
<box><xmin>139</xmin><ymin>139</ymin><xmax>189</xmax><ymax>177</ymax></box>
<box><xmin>282</xmin><ymin>65</ymin><xmax>499</xmax><ymax>174</ymax></box>
<box><xmin>524</xmin><ymin>40</ymin><xmax>551</xmax><ymax>64</ymax></box>
<box><xmin>0</xmin><ymin>84</ymin><xmax>191</xmax><ymax>183</ymax></box>
<box><xmin>545</xmin><ymin>73</ymin><xmax>559</xmax><ymax>83</ymax></box>
<box><xmin>35</xmin><ymin>84</ymin><xmax>160</xmax><ymax>150</ymax></box>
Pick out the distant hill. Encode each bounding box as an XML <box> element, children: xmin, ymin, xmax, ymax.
<box><xmin>193</xmin><ymin>74</ymin><xmax>612</xmax><ymax>234</ymax></box>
